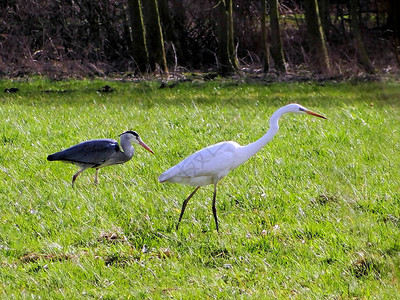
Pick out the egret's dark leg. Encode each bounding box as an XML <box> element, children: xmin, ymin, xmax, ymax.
<box><xmin>72</xmin><ymin>169</ymin><xmax>85</xmax><ymax>187</ymax></box>
<box><xmin>94</xmin><ymin>168</ymin><xmax>99</xmax><ymax>184</ymax></box>
<box><xmin>176</xmin><ymin>186</ymin><xmax>200</xmax><ymax>230</ymax></box>
<box><xmin>211</xmin><ymin>184</ymin><xmax>219</xmax><ymax>232</ymax></box>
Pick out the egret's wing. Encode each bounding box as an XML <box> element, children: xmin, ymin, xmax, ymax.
<box><xmin>159</xmin><ymin>141</ymin><xmax>238</xmax><ymax>181</ymax></box>
<box><xmin>47</xmin><ymin>139</ymin><xmax>119</xmax><ymax>165</ymax></box>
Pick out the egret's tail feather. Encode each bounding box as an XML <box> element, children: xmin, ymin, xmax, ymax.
<box><xmin>158</xmin><ymin>174</ymin><xmax>168</xmax><ymax>183</ymax></box>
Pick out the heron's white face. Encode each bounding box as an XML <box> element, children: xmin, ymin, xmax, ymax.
<box><xmin>127</xmin><ymin>131</ymin><xmax>141</xmax><ymax>144</ymax></box>
<box><xmin>120</xmin><ymin>130</ymin><xmax>140</xmax><ymax>143</ymax></box>
<box><xmin>121</xmin><ymin>130</ymin><xmax>154</xmax><ymax>154</ymax></box>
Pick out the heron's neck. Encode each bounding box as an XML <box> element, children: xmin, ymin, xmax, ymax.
<box><xmin>120</xmin><ymin>137</ymin><xmax>135</xmax><ymax>159</ymax></box>
<box><xmin>236</xmin><ymin>107</ymin><xmax>285</xmax><ymax>165</ymax></box>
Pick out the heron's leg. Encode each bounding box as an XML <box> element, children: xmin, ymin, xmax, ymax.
<box><xmin>177</xmin><ymin>186</ymin><xmax>200</xmax><ymax>230</ymax></box>
<box><xmin>211</xmin><ymin>184</ymin><xmax>219</xmax><ymax>232</ymax></box>
<box><xmin>94</xmin><ymin>168</ymin><xmax>99</xmax><ymax>184</ymax></box>
<box><xmin>72</xmin><ymin>169</ymin><xmax>85</xmax><ymax>187</ymax></box>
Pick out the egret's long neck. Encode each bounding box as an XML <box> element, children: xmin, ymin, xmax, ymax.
<box><xmin>120</xmin><ymin>136</ymin><xmax>135</xmax><ymax>160</ymax></box>
<box><xmin>236</xmin><ymin>107</ymin><xmax>286</xmax><ymax>166</ymax></box>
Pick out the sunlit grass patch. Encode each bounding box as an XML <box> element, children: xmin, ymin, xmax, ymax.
<box><xmin>0</xmin><ymin>78</ymin><xmax>399</xmax><ymax>298</ymax></box>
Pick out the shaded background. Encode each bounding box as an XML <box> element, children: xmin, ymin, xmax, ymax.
<box><xmin>0</xmin><ymin>0</ymin><xmax>399</xmax><ymax>78</ymax></box>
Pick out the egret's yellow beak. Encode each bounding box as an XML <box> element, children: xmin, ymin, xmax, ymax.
<box><xmin>306</xmin><ymin>110</ymin><xmax>326</xmax><ymax>119</ymax></box>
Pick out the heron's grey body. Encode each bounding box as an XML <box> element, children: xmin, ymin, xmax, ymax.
<box><xmin>47</xmin><ymin>131</ymin><xmax>154</xmax><ymax>186</ymax></box>
<box><xmin>48</xmin><ymin>138</ymin><xmax>133</xmax><ymax>168</ymax></box>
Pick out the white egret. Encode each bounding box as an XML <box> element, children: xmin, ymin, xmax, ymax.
<box><xmin>158</xmin><ymin>104</ymin><xmax>326</xmax><ymax>231</ymax></box>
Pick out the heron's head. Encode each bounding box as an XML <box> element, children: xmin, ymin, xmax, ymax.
<box><xmin>120</xmin><ymin>130</ymin><xmax>154</xmax><ymax>154</ymax></box>
<box><xmin>285</xmin><ymin>103</ymin><xmax>326</xmax><ymax>119</ymax></box>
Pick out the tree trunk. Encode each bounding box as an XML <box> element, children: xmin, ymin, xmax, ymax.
<box><xmin>318</xmin><ymin>0</ymin><xmax>331</xmax><ymax>40</ymax></box>
<box><xmin>348</xmin><ymin>0</ymin><xmax>374</xmax><ymax>74</ymax></box>
<box><xmin>127</xmin><ymin>0</ymin><xmax>148</xmax><ymax>72</ymax></box>
<box><xmin>269</xmin><ymin>0</ymin><xmax>286</xmax><ymax>74</ymax></box>
<box><xmin>157</xmin><ymin>0</ymin><xmax>183</xmax><ymax>68</ymax></box>
<box><xmin>388</xmin><ymin>0</ymin><xmax>400</xmax><ymax>67</ymax></box>
<box><xmin>303</xmin><ymin>0</ymin><xmax>331</xmax><ymax>74</ymax></box>
<box><xmin>260</xmin><ymin>0</ymin><xmax>270</xmax><ymax>72</ymax></box>
<box><xmin>215</xmin><ymin>0</ymin><xmax>238</xmax><ymax>74</ymax></box>
<box><xmin>226</xmin><ymin>0</ymin><xmax>238</xmax><ymax>70</ymax></box>
<box><xmin>170</xmin><ymin>0</ymin><xmax>188</xmax><ymax>65</ymax></box>
<box><xmin>142</xmin><ymin>0</ymin><xmax>168</xmax><ymax>72</ymax></box>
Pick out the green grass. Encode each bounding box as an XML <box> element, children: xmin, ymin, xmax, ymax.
<box><xmin>0</xmin><ymin>78</ymin><xmax>399</xmax><ymax>298</ymax></box>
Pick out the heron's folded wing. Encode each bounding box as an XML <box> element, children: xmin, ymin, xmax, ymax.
<box><xmin>48</xmin><ymin>139</ymin><xmax>119</xmax><ymax>165</ymax></box>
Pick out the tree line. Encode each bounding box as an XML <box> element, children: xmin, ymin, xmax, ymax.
<box><xmin>0</xmin><ymin>0</ymin><xmax>399</xmax><ymax>78</ymax></box>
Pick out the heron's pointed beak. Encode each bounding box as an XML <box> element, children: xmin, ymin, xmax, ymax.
<box><xmin>139</xmin><ymin>140</ymin><xmax>154</xmax><ymax>154</ymax></box>
<box><xmin>306</xmin><ymin>110</ymin><xmax>326</xmax><ymax>119</ymax></box>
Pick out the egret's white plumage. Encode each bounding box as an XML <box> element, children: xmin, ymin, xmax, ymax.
<box><xmin>159</xmin><ymin>141</ymin><xmax>240</xmax><ymax>186</ymax></box>
<box><xmin>159</xmin><ymin>103</ymin><xmax>326</xmax><ymax>231</ymax></box>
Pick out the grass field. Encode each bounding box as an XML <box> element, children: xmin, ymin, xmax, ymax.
<box><xmin>0</xmin><ymin>78</ymin><xmax>399</xmax><ymax>298</ymax></box>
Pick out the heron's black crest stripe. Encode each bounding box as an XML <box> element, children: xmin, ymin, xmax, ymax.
<box><xmin>299</xmin><ymin>107</ymin><xmax>306</xmax><ymax>111</ymax></box>
<box><xmin>121</xmin><ymin>130</ymin><xmax>139</xmax><ymax>137</ymax></box>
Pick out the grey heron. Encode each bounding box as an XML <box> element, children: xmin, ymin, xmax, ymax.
<box><xmin>159</xmin><ymin>104</ymin><xmax>326</xmax><ymax>231</ymax></box>
<box><xmin>48</xmin><ymin>130</ymin><xmax>154</xmax><ymax>186</ymax></box>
